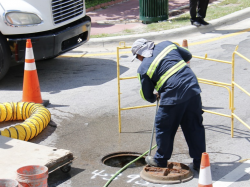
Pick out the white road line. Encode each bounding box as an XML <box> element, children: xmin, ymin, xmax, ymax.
<box><xmin>213</xmin><ymin>160</ymin><xmax>250</xmax><ymax>187</ymax></box>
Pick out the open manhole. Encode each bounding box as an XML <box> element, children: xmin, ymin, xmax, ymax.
<box><xmin>102</xmin><ymin>152</ymin><xmax>146</xmax><ymax>168</ymax></box>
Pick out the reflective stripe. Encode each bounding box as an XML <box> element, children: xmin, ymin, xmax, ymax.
<box><xmin>155</xmin><ymin>60</ymin><xmax>186</xmax><ymax>91</ymax></box>
<box><xmin>137</xmin><ymin>73</ymin><xmax>146</xmax><ymax>101</ymax></box>
<box><xmin>140</xmin><ymin>89</ymin><xmax>146</xmax><ymax>101</ymax></box>
<box><xmin>147</xmin><ymin>44</ymin><xmax>177</xmax><ymax>78</ymax></box>
<box><xmin>198</xmin><ymin>166</ymin><xmax>212</xmax><ymax>185</ymax></box>
<box><xmin>25</xmin><ymin>48</ymin><xmax>34</xmax><ymax>60</ymax></box>
<box><xmin>181</xmin><ymin>46</ymin><xmax>190</xmax><ymax>52</ymax></box>
<box><xmin>24</xmin><ymin>62</ymin><xmax>36</xmax><ymax>71</ymax></box>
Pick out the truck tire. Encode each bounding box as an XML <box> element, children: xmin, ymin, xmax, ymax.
<box><xmin>0</xmin><ymin>34</ymin><xmax>11</xmax><ymax>80</ymax></box>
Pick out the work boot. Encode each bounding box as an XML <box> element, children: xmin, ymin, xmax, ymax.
<box><xmin>145</xmin><ymin>156</ymin><xmax>158</xmax><ymax>167</ymax></box>
<box><xmin>197</xmin><ymin>17</ymin><xmax>209</xmax><ymax>25</ymax></box>
<box><xmin>193</xmin><ymin>158</ymin><xmax>201</xmax><ymax>172</ymax></box>
<box><xmin>193</xmin><ymin>163</ymin><xmax>200</xmax><ymax>172</ymax></box>
<box><xmin>190</xmin><ymin>19</ymin><xmax>201</xmax><ymax>27</ymax></box>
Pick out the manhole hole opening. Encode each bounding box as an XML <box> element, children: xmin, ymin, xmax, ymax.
<box><xmin>102</xmin><ymin>152</ymin><xmax>146</xmax><ymax>168</ymax></box>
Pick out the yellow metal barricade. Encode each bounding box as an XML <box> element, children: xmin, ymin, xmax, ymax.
<box><xmin>231</xmin><ymin>46</ymin><xmax>250</xmax><ymax>137</ymax></box>
<box><xmin>117</xmin><ymin>42</ymin><xmax>250</xmax><ymax>137</ymax></box>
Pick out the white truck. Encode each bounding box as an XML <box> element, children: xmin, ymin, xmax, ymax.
<box><xmin>0</xmin><ymin>0</ymin><xmax>91</xmax><ymax>80</ymax></box>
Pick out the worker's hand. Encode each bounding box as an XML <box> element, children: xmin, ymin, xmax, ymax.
<box><xmin>155</xmin><ymin>92</ymin><xmax>160</xmax><ymax>101</ymax></box>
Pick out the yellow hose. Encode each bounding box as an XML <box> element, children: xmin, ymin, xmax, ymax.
<box><xmin>0</xmin><ymin>102</ymin><xmax>51</xmax><ymax>141</ymax></box>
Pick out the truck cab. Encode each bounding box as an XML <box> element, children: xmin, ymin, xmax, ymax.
<box><xmin>0</xmin><ymin>0</ymin><xmax>91</xmax><ymax>80</ymax></box>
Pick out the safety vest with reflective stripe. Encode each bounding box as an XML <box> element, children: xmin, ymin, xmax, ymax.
<box><xmin>139</xmin><ymin>59</ymin><xmax>187</xmax><ymax>99</ymax></box>
<box><xmin>137</xmin><ymin>41</ymin><xmax>200</xmax><ymax>105</ymax></box>
<box><xmin>146</xmin><ymin>44</ymin><xmax>186</xmax><ymax>91</ymax></box>
<box><xmin>155</xmin><ymin>60</ymin><xmax>186</xmax><ymax>91</ymax></box>
<box><xmin>137</xmin><ymin>73</ymin><xmax>146</xmax><ymax>101</ymax></box>
<box><xmin>147</xmin><ymin>44</ymin><xmax>177</xmax><ymax>79</ymax></box>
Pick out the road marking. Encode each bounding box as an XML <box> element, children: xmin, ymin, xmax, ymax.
<box><xmin>189</xmin><ymin>28</ymin><xmax>250</xmax><ymax>46</ymax></box>
<box><xmin>60</xmin><ymin>28</ymin><xmax>250</xmax><ymax>58</ymax></box>
<box><xmin>213</xmin><ymin>160</ymin><xmax>250</xmax><ymax>187</ymax></box>
<box><xmin>59</xmin><ymin>51</ymin><xmax>130</xmax><ymax>58</ymax></box>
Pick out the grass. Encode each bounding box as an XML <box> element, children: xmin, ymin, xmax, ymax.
<box><xmin>90</xmin><ymin>0</ymin><xmax>250</xmax><ymax>38</ymax></box>
<box><xmin>85</xmin><ymin>0</ymin><xmax>115</xmax><ymax>9</ymax></box>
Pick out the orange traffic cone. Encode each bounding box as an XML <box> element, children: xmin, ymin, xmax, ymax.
<box><xmin>22</xmin><ymin>39</ymin><xmax>43</xmax><ymax>104</ymax></box>
<box><xmin>182</xmin><ymin>39</ymin><xmax>190</xmax><ymax>67</ymax></box>
<box><xmin>198</xmin><ymin>152</ymin><xmax>213</xmax><ymax>187</ymax></box>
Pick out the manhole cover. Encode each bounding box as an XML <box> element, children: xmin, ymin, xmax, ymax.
<box><xmin>102</xmin><ymin>152</ymin><xmax>146</xmax><ymax>168</ymax></box>
<box><xmin>140</xmin><ymin>162</ymin><xmax>193</xmax><ymax>184</ymax></box>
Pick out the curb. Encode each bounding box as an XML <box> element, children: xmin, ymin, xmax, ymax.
<box><xmin>85</xmin><ymin>7</ymin><xmax>250</xmax><ymax>48</ymax></box>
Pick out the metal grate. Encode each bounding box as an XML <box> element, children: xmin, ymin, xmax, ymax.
<box><xmin>52</xmin><ymin>0</ymin><xmax>84</xmax><ymax>24</ymax></box>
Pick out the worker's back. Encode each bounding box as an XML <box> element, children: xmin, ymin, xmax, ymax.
<box><xmin>138</xmin><ymin>41</ymin><xmax>201</xmax><ymax>105</ymax></box>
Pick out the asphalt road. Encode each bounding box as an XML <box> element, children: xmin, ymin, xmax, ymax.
<box><xmin>0</xmin><ymin>18</ymin><xmax>250</xmax><ymax>187</ymax></box>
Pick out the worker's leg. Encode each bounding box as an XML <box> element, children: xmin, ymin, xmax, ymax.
<box><xmin>189</xmin><ymin>0</ymin><xmax>198</xmax><ymax>21</ymax></box>
<box><xmin>154</xmin><ymin>103</ymin><xmax>186</xmax><ymax>167</ymax></box>
<box><xmin>197</xmin><ymin>0</ymin><xmax>209</xmax><ymax>18</ymax></box>
<box><xmin>189</xmin><ymin>0</ymin><xmax>202</xmax><ymax>26</ymax></box>
<box><xmin>180</xmin><ymin>94</ymin><xmax>206</xmax><ymax>167</ymax></box>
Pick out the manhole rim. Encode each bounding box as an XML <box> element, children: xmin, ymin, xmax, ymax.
<box><xmin>101</xmin><ymin>151</ymin><xmax>146</xmax><ymax>168</ymax></box>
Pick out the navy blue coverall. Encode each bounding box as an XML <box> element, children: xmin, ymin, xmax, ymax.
<box><xmin>137</xmin><ymin>41</ymin><xmax>206</xmax><ymax>167</ymax></box>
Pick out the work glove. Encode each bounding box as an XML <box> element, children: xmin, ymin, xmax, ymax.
<box><xmin>155</xmin><ymin>92</ymin><xmax>160</xmax><ymax>101</ymax></box>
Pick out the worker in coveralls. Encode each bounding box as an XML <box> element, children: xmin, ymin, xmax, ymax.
<box><xmin>131</xmin><ymin>38</ymin><xmax>206</xmax><ymax>171</ymax></box>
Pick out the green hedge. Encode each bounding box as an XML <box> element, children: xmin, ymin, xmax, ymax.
<box><xmin>85</xmin><ymin>0</ymin><xmax>115</xmax><ymax>9</ymax></box>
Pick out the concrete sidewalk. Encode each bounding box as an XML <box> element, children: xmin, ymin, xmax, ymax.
<box><xmin>87</xmin><ymin>0</ymin><xmax>190</xmax><ymax>36</ymax></box>
<box><xmin>83</xmin><ymin>5</ymin><xmax>250</xmax><ymax>48</ymax></box>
